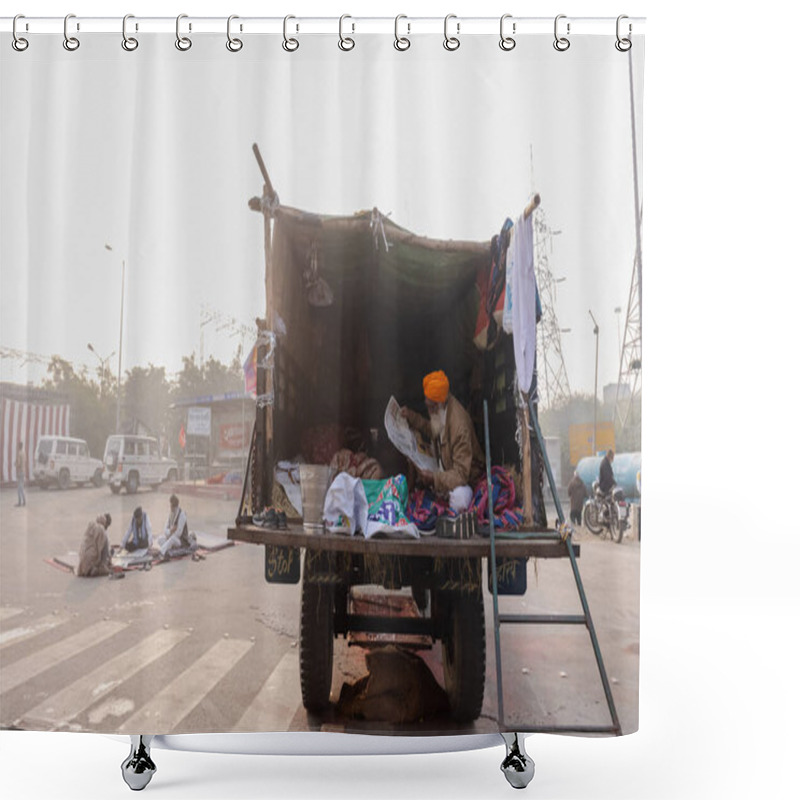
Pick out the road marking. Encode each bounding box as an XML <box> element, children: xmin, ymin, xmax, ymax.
<box><xmin>0</xmin><ymin>614</ymin><xmax>69</xmax><ymax>650</ymax></box>
<box><xmin>17</xmin><ymin>628</ymin><xmax>189</xmax><ymax>730</ymax></box>
<box><xmin>231</xmin><ymin>650</ymin><xmax>301</xmax><ymax>732</ymax></box>
<box><xmin>119</xmin><ymin>637</ymin><xmax>253</xmax><ymax>733</ymax></box>
<box><xmin>0</xmin><ymin>608</ymin><xmax>25</xmax><ymax>623</ymax></box>
<box><xmin>0</xmin><ymin>620</ymin><xmax>127</xmax><ymax>695</ymax></box>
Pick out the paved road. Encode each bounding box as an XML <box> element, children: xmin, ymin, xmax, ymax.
<box><xmin>0</xmin><ymin>484</ymin><xmax>639</xmax><ymax>736</ymax></box>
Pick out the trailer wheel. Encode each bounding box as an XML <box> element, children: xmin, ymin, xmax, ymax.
<box><xmin>299</xmin><ymin>570</ymin><xmax>335</xmax><ymax>713</ymax></box>
<box><xmin>441</xmin><ymin>591</ymin><xmax>486</xmax><ymax>722</ymax></box>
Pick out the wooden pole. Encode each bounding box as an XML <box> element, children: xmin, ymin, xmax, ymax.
<box><xmin>523</xmin><ymin>193</ymin><xmax>541</xmax><ymax>219</ymax></box>
<box><xmin>251</xmin><ymin>143</ymin><xmax>279</xmax><ymax>510</ymax></box>
<box><xmin>519</xmin><ymin>392</ymin><xmax>534</xmax><ymax>526</ymax></box>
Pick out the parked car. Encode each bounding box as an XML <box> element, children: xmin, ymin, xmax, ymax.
<box><xmin>34</xmin><ymin>435</ymin><xmax>105</xmax><ymax>490</ymax></box>
<box><xmin>103</xmin><ymin>435</ymin><xmax>179</xmax><ymax>495</ymax></box>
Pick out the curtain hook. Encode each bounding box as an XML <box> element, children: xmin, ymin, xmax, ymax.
<box><xmin>615</xmin><ymin>15</ymin><xmax>632</xmax><ymax>51</ymax></box>
<box><xmin>175</xmin><ymin>14</ymin><xmax>192</xmax><ymax>51</ymax></box>
<box><xmin>122</xmin><ymin>14</ymin><xmax>139</xmax><ymax>51</ymax></box>
<box><xmin>553</xmin><ymin>14</ymin><xmax>570</xmax><ymax>51</ymax></box>
<box><xmin>443</xmin><ymin>14</ymin><xmax>460</xmax><ymax>51</ymax></box>
<box><xmin>12</xmin><ymin>15</ymin><xmax>29</xmax><ymax>52</ymax></box>
<box><xmin>227</xmin><ymin>15</ymin><xmax>243</xmax><ymax>52</ymax></box>
<box><xmin>339</xmin><ymin>14</ymin><xmax>355</xmax><ymax>51</ymax></box>
<box><xmin>500</xmin><ymin>14</ymin><xmax>516</xmax><ymax>51</ymax></box>
<box><xmin>283</xmin><ymin>15</ymin><xmax>299</xmax><ymax>52</ymax></box>
<box><xmin>394</xmin><ymin>15</ymin><xmax>410</xmax><ymax>51</ymax></box>
<box><xmin>63</xmin><ymin>13</ymin><xmax>80</xmax><ymax>51</ymax></box>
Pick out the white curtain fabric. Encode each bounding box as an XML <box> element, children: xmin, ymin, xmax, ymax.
<box><xmin>1</xmin><ymin>30</ymin><xmax>644</xmax><ymax>738</ymax></box>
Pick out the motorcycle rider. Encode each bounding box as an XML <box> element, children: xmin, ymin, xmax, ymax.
<box><xmin>599</xmin><ymin>449</ymin><xmax>615</xmax><ymax>495</ymax></box>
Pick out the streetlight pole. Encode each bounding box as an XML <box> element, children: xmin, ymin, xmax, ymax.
<box><xmin>87</xmin><ymin>343</ymin><xmax>115</xmax><ymax>395</ymax></box>
<box><xmin>589</xmin><ymin>310</ymin><xmax>599</xmax><ymax>456</ymax></box>
<box><xmin>105</xmin><ymin>244</ymin><xmax>125</xmax><ymax>433</ymax></box>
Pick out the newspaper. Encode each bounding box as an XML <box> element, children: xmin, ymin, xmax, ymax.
<box><xmin>384</xmin><ymin>396</ymin><xmax>439</xmax><ymax>474</ymax></box>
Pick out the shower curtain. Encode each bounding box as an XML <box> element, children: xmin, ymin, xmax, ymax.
<box><xmin>0</xmin><ymin>20</ymin><xmax>644</xmax><ymax>740</ymax></box>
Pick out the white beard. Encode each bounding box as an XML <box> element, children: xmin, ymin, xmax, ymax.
<box><xmin>429</xmin><ymin>407</ymin><xmax>447</xmax><ymax>440</ymax></box>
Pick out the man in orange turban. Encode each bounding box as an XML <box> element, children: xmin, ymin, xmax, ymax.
<box><xmin>401</xmin><ymin>370</ymin><xmax>485</xmax><ymax>512</ymax></box>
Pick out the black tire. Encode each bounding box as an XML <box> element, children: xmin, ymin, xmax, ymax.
<box><xmin>584</xmin><ymin>501</ymin><xmax>603</xmax><ymax>535</ymax></box>
<box><xmin>611</xmin><ymin>504</ymin><xmax>624</xmax><ymax>544</ymax></box>
<box><xmin>441</xmin><ymin>591</ymin><xmax>486</xmax><ymax>722</ymax></box>
<box><xmin>126</xmin><ymin>472</ymin><xmax>139</xmax><ymax>494</ymax></box>
<box><xmin>110</xmin><ymin>484</ymin><xmax>122</xmax><ymax>495</ymax></box>
<box><xmin>167</xmin><ymin>468</ymin><xmax>178</xmax><ymax>483</ymax></box>
<box><xmin>299</xmin><ymin>564</ymin><xmax>335</xmax><ymax>713</ymax></box>
<box><xmin>37</xmin><ymin>480</ymin><xmax>49</xmax><ymax>490</ymax></box>
<box><xmin>58</xmin><ymin>468</ymin><xmax>70</xmax><ymax>490</ymax></box>
<box><xmin>92</xmin><ymin>469</ymin><xmax>104</xmax><ymax>488</ymax></box>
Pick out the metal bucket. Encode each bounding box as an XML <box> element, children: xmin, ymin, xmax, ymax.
<box><xmin>298</xmin><ymin>464</ymin><xmax>330</xmax><ymax>531</ymax></box>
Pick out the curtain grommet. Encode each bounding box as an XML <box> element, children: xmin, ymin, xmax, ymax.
<box><xmin>338</xmin><ymin>15</ymin><xmax>355</xmax><ymax>51</ymax></box>
<box><xmin>283</xmin><ymin>15</ymin><xmax>299</xmax><ymax>52</ymax></box>
<box><xmin>443</xmin><ymin>14</ymin><xmax>460</xmax><ymax>51</ymax></box>
<box><xmin>121</xmin><ymin>14</ymin><xmax>138</xmax><ymax>51</ymax></box>
<box><xmin>12</xmin><ymin>15</ymin><xmax>29</xmax><ymax>51</ymax></box>
<box><xmin>553</xmin><ymin>14</ymin><xmax>570</xmax><ymax>52</ymax></box>
<box><xmin>500</xmin><ymin>14</ymin><xmax>516</xmax><ymax>51</ymax></box>
<box><xmin>615</xmin><ymin>15</ymin><xmax>632</xmax><ymax>51</ymax></box>
<box><xmin>63</xmin><ymin>13</ymin><xmax>80</xmax><ymax>51</ymax></box>
<box><xmin>175</xmin><ymin>14</ymin><xmax>192</xmax><ymax>51</ymax></box>
<box><xmin>394</xmin><ymin>15</ymin><xmax>411</xmax><ymax>51</ymax></box>
<box><xmin>226</xmin><ymin>15</ymin><xmax>243</xmax><ymax>52</ymax></box>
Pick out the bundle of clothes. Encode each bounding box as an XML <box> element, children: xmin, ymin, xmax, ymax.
<box><xmin>323</xmin><ymin>465</ymin><xmax>522</xmax><ymax>539</ymax></box>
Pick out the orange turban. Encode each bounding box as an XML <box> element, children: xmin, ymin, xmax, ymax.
<box><xmin>423</xmin><ymin>370</ymin><xmax>450</xmax><ymax>404</ymax></box>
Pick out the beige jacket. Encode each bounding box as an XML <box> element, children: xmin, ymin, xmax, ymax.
<box><xmin>77</xmin><ymin>518</ymin><xmax>111</xmax><ymax>577</ymax></box>
<box><xmin>405</xmin><ymin>394</ymin><xmax>485</xmax><ymax>494</ymax></box>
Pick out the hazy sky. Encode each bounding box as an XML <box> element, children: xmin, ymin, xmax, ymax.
<box><xmin>1</xmin><ymin>33</ymin><xmax>643</xmax><ymax>397</ymax></box>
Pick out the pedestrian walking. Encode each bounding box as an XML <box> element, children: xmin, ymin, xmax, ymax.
<box><xmin>14</xmin><ymin>441</ymin><xmax>26</xmax><ymax>507</ymax></box>
<box><xmin>567</xmin><ymin>470</ymin><xmax>588</xmax><ymax>527</ymax></box>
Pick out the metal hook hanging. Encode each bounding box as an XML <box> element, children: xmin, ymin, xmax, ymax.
<box><xmin>338</xmin><ymin>14</ymin><xmax>355</xmax><ymax>51</ymax></box>
<box><xmin>394</xmin><ymin>14</ymin><xmax>410</xmax><ymax>51</ymax></box>
<box><xmin>12</xmin><ymin>15</ymin><xmax>29</xmax><ymax>51</ymax></box>
<box><xmin>499</xmin><ymin>14</ymin><xmax>516</xmax><ymax>51</ymax></box>
<box><xmin>443</xmin><ymin>14</ymin><xmax>460</xmax><ymax>51</ymax></box>
<box><xmin>283</xmin><ymin>15</ymin><xmax>299</xmax><ymax>52</ymax></box>
<box><xmin>553</xmin><ymin>14</ymin><xmax>570</xmax><ymax>51</ymax></box>
<box><xmin>122</xmin><ymin>14</ymin><xmax>138</xmax><ymax>51</ymax></box>
<box><xmin>615</xmin><ymin>15</ymin><xmax>632</xmax><ymax>51</ymax></box>
<box><xmin>175</xmin><ymin>14</ymin><xmax>192</xmax><ymax>51</ymax></box>
<box><xmin>226</xmin><ymin>15</ymin><xmax>243</xmax><ymax>52</ymax></box>
<box><xmin>63</xmin><ymin>13</ymin><xmax>80</xmax><ymax>51</ymax></box>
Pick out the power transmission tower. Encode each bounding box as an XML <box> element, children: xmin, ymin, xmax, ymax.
<box><xmin>614</xmin><ymin>253</ymin><xmax>641</xmax><ymax>430</ymax></box>
<box><xmin>533</xmin><ymin>207</ymin><xmax>571</xmax><ymax>408</ymax></box>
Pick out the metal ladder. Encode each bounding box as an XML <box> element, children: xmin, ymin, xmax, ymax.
<box><xmin>482</xmin><ymin>400</ymin><xmax>622</xmax><ymax>735</ymax></box>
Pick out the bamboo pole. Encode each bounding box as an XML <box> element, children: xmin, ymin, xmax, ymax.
<box><xmin>519</xmin><ymin>393</ymin><xmax>534</xmax><ymax>526</ymax></box>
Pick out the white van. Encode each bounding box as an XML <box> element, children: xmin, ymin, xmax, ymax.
<box><xmin>103</xmin><ymin>435</ymin><xmax>179</xmax><ymax>494</ymax></box>
<box><xmin>34</xmin><ymin>436</ymin><xmax>105</xmax><ymax>490</ymax></box>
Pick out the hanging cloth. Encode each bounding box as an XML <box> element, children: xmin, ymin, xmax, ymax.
<box><xmin>511</xmin><ymin>213</ymin><xmax>540</xmax><ymax>394</ymax></box>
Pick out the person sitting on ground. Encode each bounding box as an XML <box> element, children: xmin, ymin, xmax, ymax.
<box><xmin>121</xmin><ymin>506</ymin><xmax>153</xmax><ymax>552</ymax></box>
<box><xmin>77</xmin><ymin>513</ymin><xmax>112</xmax><ymax>577</ymax></box>
<box><xmin>567</xmin><ymin>470</ymin><xmax>588</xmax><ymax>526</ymax></box>
<box><xmin>401</xmin><ymin>369</ymin><xmax>485</xmax><ymax>513</ymax></box>
<box><xmin>155</xmin><ymin>494</ymin><xmax>193</xmax><ymax>558</ymax></box>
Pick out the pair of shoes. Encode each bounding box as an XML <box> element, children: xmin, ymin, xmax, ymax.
<box><xmin>254</xmin><ymin>508</ymin><xmax>287</xmax><ymax>529</ymax></box>
<box><xmin>254</xmin><ymin>507</ymin><xmax>277</xmax><ymax>528</ymax></box>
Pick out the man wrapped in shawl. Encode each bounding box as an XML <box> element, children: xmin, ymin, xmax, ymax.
<box><xmin>401</xmin><ymin>370</ymin><xmax>485</xmax><ymax>513</ymax></box>
<box><xmin>77</xmin><ymin>513</ymin><xmax>112</xmax><ymax>577</ymax></box>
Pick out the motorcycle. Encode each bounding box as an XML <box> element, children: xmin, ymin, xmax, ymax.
<box><xmin>583</xmin><ymin>480</ymin><xmax>629</xmax><ymax>543</ymax></box>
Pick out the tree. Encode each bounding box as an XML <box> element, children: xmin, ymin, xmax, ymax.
<box><xmin>123</xmin><ymin>365</ymin><xmax>172</xmax><ymax>438</ymax></box>
<box><xmin>42</xmin><ymin>356</ymin><xmax>114</xmax><ymax>458</ymax></box>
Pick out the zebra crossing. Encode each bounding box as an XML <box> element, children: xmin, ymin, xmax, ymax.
<box><xmin>0</xmin><ymin>609</ymin><xmax>304</xmax><ymax>733</ymax></box>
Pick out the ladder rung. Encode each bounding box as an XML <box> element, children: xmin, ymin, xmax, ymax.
<box><xmin>498</xmin><ymin>613</ymin><xmax>586</xmax><ymax>625</ymax></box>
<box><xmin>502</xmin><ymin>724</ymin><xmax>622</xmax><ymax>735</ymax></box>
